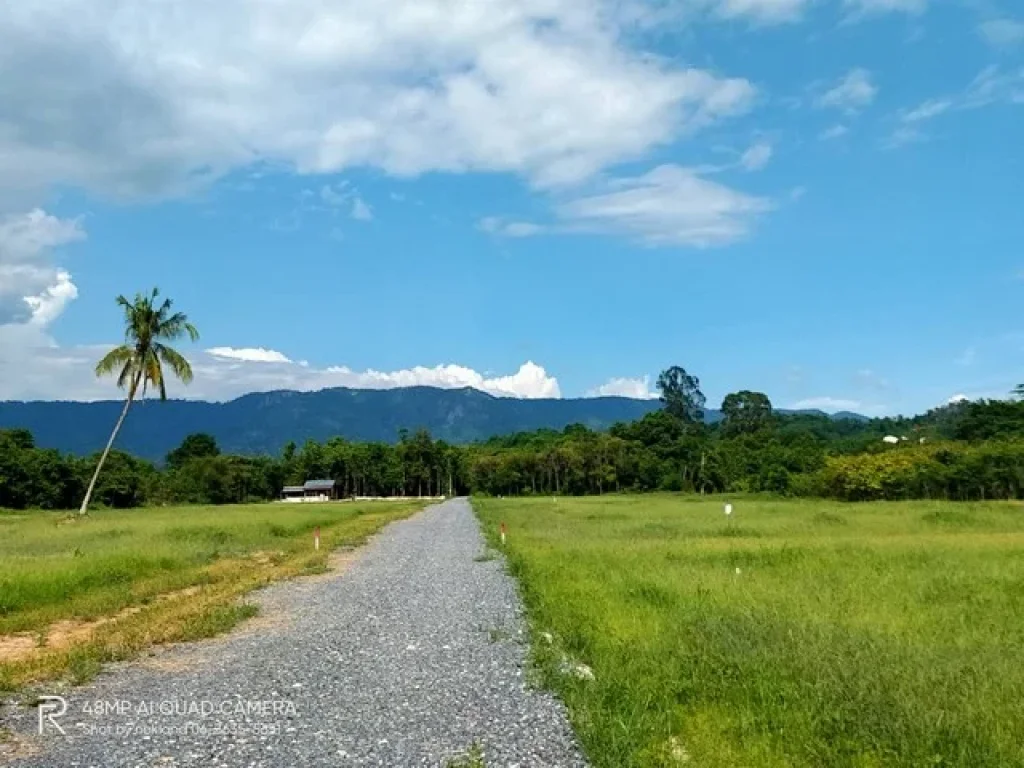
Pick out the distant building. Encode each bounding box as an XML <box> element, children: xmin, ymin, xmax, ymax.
<box><xmin>281</xmin><ymin>479</ymin><xmax>339</xmax><ymax>503</ymax></box>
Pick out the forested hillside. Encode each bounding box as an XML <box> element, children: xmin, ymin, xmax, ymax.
<box><xmin>3</xmin><ymin>369</ymin><xmax>1021</xmax><ymax>510</ymax></box>
<box><xmin>0</xmin><ymin>387</ymin><xmax>663</xmax><ymax>460</ymax></box>
<box><xmin>0</xmin><ymin>385</ymin><xmax>863</xmax><ymax>461</ymax></box>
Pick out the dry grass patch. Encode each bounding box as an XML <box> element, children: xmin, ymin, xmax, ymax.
<box><xmin>0</xmin><ymin>501</ymin><xmax>423</xmax><ymax>690</ymax></box>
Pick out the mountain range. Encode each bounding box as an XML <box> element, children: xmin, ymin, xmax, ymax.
<box><xmin>0</xmin><ymin>386</ymin><xmax>862</xmax><ymax>462</ymax></box>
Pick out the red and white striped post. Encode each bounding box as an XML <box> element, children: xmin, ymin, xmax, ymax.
<box><xmin>314</xmin><ymin>525</ymin><xmax>321</xmax><ymax>551</ymax></box>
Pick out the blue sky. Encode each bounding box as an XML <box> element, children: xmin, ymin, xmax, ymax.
<box><xmin>0</xmin><ymin>0</ymin><xmax>1022</xmax><ymax>415</ymax></box>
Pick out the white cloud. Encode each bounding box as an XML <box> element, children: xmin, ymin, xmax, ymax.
<box><xmin>552</xmin><ymin>164</ymin><xmax>772</xmax><ymax>247</ymax></box>
<box><xmin>0</xmin><ymin>0</ymin><xmax>756</xmax><ymax>201</ymax></box>
<box><xmin>819</xmin><ymin>124</ymin><xmax>849</xmax><ymax>140</ymax></box>
<box><xmin>320</xmin><ymin>183</ymin><xmax>351</xmax><ymax>207</ymax></box>
<box><xmin>712</xmin><ymin>0</ymin><xmax>811</xmax><ymax>24</ymax></box>
<box><xmin>900</xmin><ymin>98</ymin><xmax>953</xmax><ymax>123</ymax></box>
<box><xmin>887</xmin><ymin>67</ymin><xmax>1024</xmax><ymax>148</ymax></box>
<box><xmin>0</xmin><ymin>209</ymin><xmax>86</xmax><ymax>326</ymax></box>
<box><xmin>791</xmin><ymin>397</ymin><xmax>863</xmax><ymax>412</ymax></box>
<box><xmin>481</xmin><ymin>161</ymin><xmax>776</xmax><ymax>246</ymax></box>
<box><xmin>207</xmin><ymin>346</ymin><xmax>293</xmax><ymax>364</ymax></box>
<box><xmin>21</xmin><ymin>271</ymin><xmax>79</xmax><ymax>328</ymax></box>
<box><xmin>587</xmin><ymin>376</ymin><xmax>657</xmax><ymax>399</ymax></box>
<box><xmin>502</xmin><ymin>221</ymin><xmax>545</xmax><ymax>237</ymax></box>
<box><xmin>318</xmin><ymin>183</ymin><xmax>373</xmax><ymax>220</ymax></box>
<box><xmin>844</xmin><ymin>0</ymin><xmax>927</xmax><ymax>16</ymax></box>
<box><xmin>478</xmin><ymin>217</ymin><xmax>546</xmax><ymax>238</ymax></box>
<box><xmin>947</xmin><ymin>393</ymin><xmax>969</xmax><ymax>405</ymax></box>
<box><xmin>963</xmin><ymin>66</ymin><xmax>1024</xmax><ymax>109</ymax></box>
<box><xmin>0</xmin><ymin>341</ymin><xmax>562</xmax><ymax>401</ymax></box>
<box><xmin>740</xmin><ymin>141</ymin><xmax>773</xmax><ymax>171</ymax></box>
<box><xmin>477</xmin><ymin>361</ymin><xmax>561</xmax><ymax>399</ymax></box>
<box><xmin>883</xmin><ymin>126</ymin><xmax>925</xmax><ymax>149</ymax></box>
<box><xmin>978</xmin><ymin>19</ymin><xmax>1024</xmax><ymax>47</ymax></box>
<box><xmin>817</xmin><ymin>69</ymin><xmax>878</xmax><ymax>113</ymax></box>
<box><xmin>318</xmin><ymin>361</ymin><xmax>560</xmax><ymax>398</ymax></box>
<box><xmin>351</xmin><ymin>197</ymin><xmax>373</xmax><ymax>221</ymax></box>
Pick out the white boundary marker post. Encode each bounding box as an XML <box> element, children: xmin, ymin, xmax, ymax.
<box><xmin>314</xmin><ymin>525</ymin><xmax>321</xmax><ymax>551</ymax></box>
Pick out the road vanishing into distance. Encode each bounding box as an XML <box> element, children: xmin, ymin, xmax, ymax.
<box><xmin>4</xmin><ymin>499</ymin><xmax>586</xmax><ymax>767</ymax></box>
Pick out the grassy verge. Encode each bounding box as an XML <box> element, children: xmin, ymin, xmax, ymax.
<box><xmin>473</xmin><ymin>495</ymin><xmax>1024</xmax><ymax>768</ymax></box>
<box><xmin>0</xmin><ymin>501</ymin><xmax>423</xmax><ymax>690</ymax></box>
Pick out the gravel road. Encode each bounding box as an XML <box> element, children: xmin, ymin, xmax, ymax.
<box><xmin>1</xmin><ymin>498</ymin><xmax>587</xmax><ymax>767</ymax></box>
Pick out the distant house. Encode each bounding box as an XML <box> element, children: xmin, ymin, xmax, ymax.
<box><xmin>281</xmin><ymin>479</ymin><xmax>339</xmax><ymax>503</ymax></box>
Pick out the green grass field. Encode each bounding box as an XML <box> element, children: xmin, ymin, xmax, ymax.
<box><xmin>0</xmin><ymin>501</ymin><xmax>422</xmax><ymax>690</ymax></box>
<box><xmin>474</xmin><ymin>495</ymin><xmax>1024</xmax><ymax>768</ymax></box>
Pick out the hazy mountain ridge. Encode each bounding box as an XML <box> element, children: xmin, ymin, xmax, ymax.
<box><xmin>0</xmin><ymin>386</ymin><xmax>854</xmax><ymax>462</ymax></box>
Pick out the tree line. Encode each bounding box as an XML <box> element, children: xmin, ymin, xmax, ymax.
<box><xmin>5</xmin><ymin>366</ymin><xmax>1024</xmax><ymax>510</ymax></box>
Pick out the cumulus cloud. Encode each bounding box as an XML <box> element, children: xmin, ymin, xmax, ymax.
<box><xmin>740</xmin><ymin>141</ymin><xmax>773</xmax><ymax>171</ymax></box>
<box><xmin>0</xmin><ymin>0</ymin><xmax>757</xmax><ymax>201</ymax></box>
<box><xmin>0</xmin><ymin>209</ymin><xmax>85</xmax><ymax>326</ymax></box>
<box><xmin>817</xmin><ymin>69</ymin><xmax>878</xmax><ymax>113</ymax></box>
<box><xmin>310</xmin><ymin>361</ymin><xmax>561</xmax><ymax>398</ymax></box>
<box><xmin>554</xmin><ymin>164</ymin><xmax>772</xmax><ymax>247</ymax></box>
<box><xmin>587</xmin><ymin>376</ymin><xmax>658</xmax><ymax>399</ymax></box>
<box><xmin>320</xmin><ymin>183</ymin><xmax>352</xmax><ymax>207</ymax></box>
<box><xmin>0</xmin><ymin>342</ymin><xmax>561</xmax><ymax>401</ymax></box>
<box><xmin>946</xmin><ymin>393</ymin><xmax>969</xmax><ymax>405</ymax></box>
<box><xmin>351</xmin><ymin>198</ymin><xmax>373</xmax><ymax>221</ymax></box>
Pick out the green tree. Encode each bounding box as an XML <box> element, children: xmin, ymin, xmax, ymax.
<box><xmin>721</xmin><ymin>390</ymin><xmax>773</xmax><ymax>435</ymax></box>
<box><xmin>79</xmin><ymin>288</ymin><xmax>199</xmax><ymax>515</ymax></box>
<box><xmin>656</xmin><ymin>366</ymin><xmax>706</xmax><ymax>424</ymax></box>
<box><xmin>166</xmin><ymin>433</ymin><xmax>220</xmax><ymax>470</ymax></box>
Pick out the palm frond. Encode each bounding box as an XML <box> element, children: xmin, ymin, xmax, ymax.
<box><xmin>116</xmin><ymin>360</ymin><xmax>136</xmax><ymax>390</ymax></box>
<box><xmin>155</xmin><ymin>343</ymin><xmax>194</xmax><ymax>386</ymax></box>
<box><xmin>155</xmin><ymin>296</ymin><xmax>173</xmax><ymax>323</ymax></box>
<box><xmin>143</xmin><ymin>350</ymin><xmax>163</xmax><ymax>399</ymax></box>
<box><xmin>95</xmin><ymin>346</ymin><xmax>134</xmax><ymax>377</ymax></box>
<box><xmin>158</xmin><ymin>312</ymin><xmax>199</xmax><ymax>342</ymax></box>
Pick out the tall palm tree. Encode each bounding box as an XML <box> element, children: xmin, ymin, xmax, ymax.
<box><xmin>78</xmin><ymin>288</ymin><xmax>199</xmax><ymax>515</ymax></box>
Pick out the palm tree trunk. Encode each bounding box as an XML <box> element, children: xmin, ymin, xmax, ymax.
<box><xmin>79</xmin><ymin>375</ymin><xmax>139</xmax><ymax>515</ymax></box>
